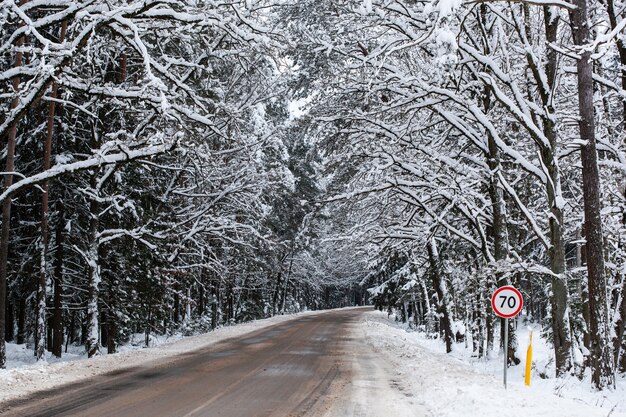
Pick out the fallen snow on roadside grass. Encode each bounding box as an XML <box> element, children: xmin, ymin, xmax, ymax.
<box><xmin>361</xmin><ymin>310</ymin><xmax>626</xmax><ymax>417</ymax></box>
<box><xmin>0</xmin><ymin>310</ymin><xmax>322</xmax><ymax>404</ymax></box>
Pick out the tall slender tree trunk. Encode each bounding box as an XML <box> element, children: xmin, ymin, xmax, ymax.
<box><xmin>0</xmin><ymin>8</ymin><xmax>26</xmax><ymax>368</ymax></box>
<box><xmin>569</xmin><ymin>0</ymin><xmax>614</xmax><ymax>388</ymax></box>
<box><xmin>272</xmin><ymin>271</ymin><xmax>282</xmax><ymax>316</ymax></box>
<box><xmin>4</xmin><ymin>299</ymin><xmax>13</xmax><ymax>342</ymax></box>
<box><xmin>280</xmin><ymin>247</ymin><xmax>295</xmax><ymax>314</ymax></box>
<box><xmin>16</xmin><ymin>298</ymin><xmax>25</xmax><ymax>345</ymax></box>
<box><xmin>428</xmin><ymin>237</ymin><xmax>454</xmax><ymax>353</ymax></box>
<box><xmin>173</xmin><ymin>282</ymin><xmax>180</xmax><ymax>323</ymax></box>
<box><xmin>105</xmin><ymin>272</ymin><xmax>117</xmax><ymax>354</ymax></box>
<box><xmin>211</xmin><ymin>278</ymin><xmax>220</xmax><ymax>329</ymax></box>
<box><xmin>613</xmin><ymin>275</ymin><xmax>626</xmax><ymax>371</ymax></box>
<box><xmin>198</xmin><ymin>281</ymin><xmax>205</xmax><ymax>317</ymax></box>
<box><xmin>39</xmin><ymin>21</ymin><xmax>68</xmax><ymax>360</ymax></box>
<box><xmin>51</xmin><ymin>200</ymin><xmax>65</xmax><ymax>358</ymax></box>
<box><xmin>85</xmin><ymin>186</ymin><xmax>100</xmax><ymax>358</ymax></box>
<box><xmin>185</xmin><ymin>287</ymin><xmax>192</xmax><ymax>322</ymax></box>
<box><xmin>518</xmin><ymin>5</ymin><xmax>574</xmax><ymax>375</ymax></box>
<box><xmin>486</xmin><ymin>126</ymin><xmax>518</xmax><ymax>364</ymax></box>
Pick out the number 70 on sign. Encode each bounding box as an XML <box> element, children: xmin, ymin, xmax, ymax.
<box><xmin>491</xmin><ymin>286</ymin><xmax>523</xmax><ymax>318</ymax></box>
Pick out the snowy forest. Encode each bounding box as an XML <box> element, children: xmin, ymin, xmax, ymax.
<box><xmin>0</xmin><ymin>0</ymin><xmax>625</xmax><ymax>394</ymax></box>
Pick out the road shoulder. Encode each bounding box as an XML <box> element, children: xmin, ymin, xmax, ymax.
<box><xmin>358</xmin><ymin>310</ymin><xmax>626</xmax><ymax>417</ymax></box>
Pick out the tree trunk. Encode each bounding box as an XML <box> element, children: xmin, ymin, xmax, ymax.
<box><xmin>0</xmin><ymin>3</ymin><xmax>26</xmax><ymax>368</ymax></box>
<box><xmin>39</xmin><ymin>21</ymin><xmax>68</xmax><ymax>361</ymax></box>
<box><xmin>85</xmin><ymin>191</ymin><xmax>101</xmax><ymax>358</ymax></box>
<box><xmin>16</xmin><ymin>298</ymin><xmax>25</xmax><ymax>345</ymax></box>
<box><xmin>106</xmin><ymin>310</ymin><xmax>116</xmax><ymax>354</ymax></box>
<box><xmin>226</xmin><ymin>285</ymin><xmax>234</xmax><ymax>323</ymax></box>
<box><xmin>613</xmin><ymin>274</ymin><xmax>626</xmax><ymax>371</ymax></box>
<box><xmin>272</xmin><ymin>271</ymin><xmax>282</xmax><ymax>316</ymax></box>
<box><xmin>581</xmin><ymin>279</ymin><xmax>591</xmax><ymax>353</ymax></box>
<box><xmin>185</xmin><ymin>287</ymin><xmax>192</xmax><ymax>322</ymax></box>
<box><xmin>487</xmin><ymin>131</ymin><xmax>519</xmax><ymax>365</ymax></box>
<box><xmin>173</xmin><ymin>282</ymin><xmax>180</xmax><ymax>324</ymax></box>
<box><xmin>548</xmin><ymin>213</ymin><xmax>572</xmax><ymax>376</ymax></box>
<box><xmin>211</xmin><ymin>279</ymin><xmax>220</xmax><ymax>330</ymax></box>
<box><xmin>428</xmin><ymin>237</ymin><xmax>454</xmax><ymax>353</ymax></box>
<box><xmin>5</xmin><ymin>298</ymin><xmax>13</xmax><ymax>342</ymax></box>
<box><xmin>198</xmin><ymin>282</ymin><xmax>205</xmax><ymax>317</ymax></box>
<box><xmin>51</xmin><ymin>201</ymin><xmax>65</xmax><ymax>358</ymax></box>
<box><xmin>66</xmin><ymin>310</ymin><xmax>75</xmax><ymax>353</ymax></box>
<box><xmin>106</xmin><ymin>274</ymin><xmax>117</xmax><ymax>354</ymax></box>
<box><xmin>280</xmin><ymin>246</ymin><xmax>295</xmax><ymax>314</ymax></box>
<box><xmin>523</xmin><ymin>5</ymin><xmax>573</xmax><ymax>376</ymax></box>
<box><xmin>569</xmin><ymin>0</ymin><xmax>614</xmax><ymax>388</ymax></box>
<box><xmin>472</xmin><ymin>295</ymin><xmax>481</xmax><ymax>356</ymax></box>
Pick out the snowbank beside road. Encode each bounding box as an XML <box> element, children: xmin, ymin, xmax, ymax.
<box><xmin>0</xmin><ymin>310</ymin><xmax>323</xmax><ymax>404</ymax></box>
<box><xmin>361</xmin><ymin>310</ymin><xmax>626</xmax><ymax>417</ymax></box>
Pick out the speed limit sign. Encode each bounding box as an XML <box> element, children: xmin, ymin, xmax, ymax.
<box><xmin>491</xmin><ymin>285</ymin><xmax>523</xmax><ymax>318</ymax></box>
<box><xmin>492</xmin><ymin>285</ymin><xmax>523</xmax><ymax>389</ymax></box>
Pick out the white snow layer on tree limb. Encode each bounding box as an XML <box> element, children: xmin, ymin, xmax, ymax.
<box><xmin>468</xmin><ymin>0</ymin><xmax>577</xmax><ymax>9</ymax></box>
<box><xmin>0</xmin><ymin>140</ymin><xmax>177</xmax><ymax>205</ymax></box>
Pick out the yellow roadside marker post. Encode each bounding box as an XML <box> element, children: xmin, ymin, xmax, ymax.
<box><xmin>525</xmin><ymin>331</ymin><xmax>533</xmax><ymax>386</ymax></box>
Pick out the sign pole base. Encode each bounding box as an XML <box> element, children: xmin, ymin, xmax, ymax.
<box><xmin>503</xmin><ymin>318</ymin><xmax>508</xmax><ymax>389</ymax></box>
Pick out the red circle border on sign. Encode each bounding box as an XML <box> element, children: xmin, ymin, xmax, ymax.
<box><xmin>491</xmin><ymin>285</ymin><xmax>524</xmax><ymax>318</ymax></box>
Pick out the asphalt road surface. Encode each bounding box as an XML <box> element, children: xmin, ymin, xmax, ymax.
<box><xmin>0</xmin><ymin>307</ymin><xmax>419</xmax><ymax>417</ymax></box>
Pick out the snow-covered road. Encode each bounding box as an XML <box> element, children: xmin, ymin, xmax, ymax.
<box><xmin>0</xmin><ymin>307</ymin><xmax>623</xmax><ymax>417</ymax></box>
<box><xmin>0</xmin><ymin>309</ymin><xmax>325</xmax><ymax>406</ymax></box>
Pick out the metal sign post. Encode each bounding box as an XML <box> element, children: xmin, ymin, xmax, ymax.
<box><xmin>491</xmin><ymin>285</ymin><xmax>523</xmax><ymax>389</ymax></box>
<box><xmin>503</xmin><ymin>318</ymin><xmax>508</xmax><ymax>389</ymax></box>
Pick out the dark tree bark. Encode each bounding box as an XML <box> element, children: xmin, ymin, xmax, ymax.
<box><xmin>51</xmin><ymin>200</ymin><xmax>65</xmax><ymax>358</ymax></box>
<box><xmin>569</xmin><ymin>0</ymin><xmax>614</xmax><ymax>388</ymax></box>
<box><xmin>106</xmin><ymin>273</ymin><xmax>117</xmax><ymax>354</ymax></box>
<box><xmin>197</xmin><ymin>278</ymin><xmax>205</xmax><ymax>317</ymax></box>
<box><xmin>106</xmin><ymin>309</ymin><xmax>116</xmax><ymax>354</ymax></box>
<box><xmin>85</xmin><ymin>183</ymin><xmax>101</xmax><ymax>358</ymax></box>
<box><xmin>16</xmin><ymin>298</ymin><xmax>26</xmax><ymax>345</ymax></box>
<box><xmin>211</xmin><ymin>279</ymin><xmax>220</xmax><ymax>330</ymax></box>
<box><xmin>40</xmin><ymin>21</ymin><xmax>68</xmax><ymax>361</ymax></box>
<box><xmin>5</xmin><ymin>298</ymin><xmax>13</xmax><ymax>342</ymax></box>
<box><xmin>486</xmin><ymin>108</ymin><xmax>518</xmax><ymax>365</ymax></box>
<box><xmin>613</xmin><ymin>276</ymin><xmax>626</xmax><ymax>371</ymax></box>
<box><xmin>542</xmin><ymin>7</ymin><xmax>573</xmax><ymax>376</ymax></box>
<box><xmin>173</xmin><ymin>283</ymin><xmax>180</xmax><ymax>324</ymax></box>
<box><xmin>66</xmin><ymin>310</ymin><xmax>75</xmax><ymax>353</ymax></box>
<box><xmin>428</xmin><ymin>238</ymin><xmax>454</xmax><ymax>353</ymax></box>
<box><xmin>0</xmin><ymin>4</ymin><xmax>26</xmax><ymax>367</ymax></box>
<box><xmin>272</xmin><ymin>271</ymin><xmax>282</xmax><ymax>316</ymax></box>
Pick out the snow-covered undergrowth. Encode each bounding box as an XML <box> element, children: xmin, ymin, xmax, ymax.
<box><xmin>3</xmin><ymin>331</ymin><xmax>178</xmax><ymax>371</ymax></box>
<box><xmin>0</xmin><ymin>310</ymin><xmax>320</xmax><ymax>403</ymax></box>
<box><xmin>362</xmin><ymin>310</ymin><xmax>626</xmax><ymax>417</ymax></box>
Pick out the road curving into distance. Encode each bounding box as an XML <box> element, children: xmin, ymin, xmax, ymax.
<box><xmin>0</xmin><ymin>307</ymin><xmax>398</xmax><ymax>417</ymax></box>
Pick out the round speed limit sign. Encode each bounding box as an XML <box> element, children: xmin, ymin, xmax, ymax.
<box><xmin>491</xmin><ymin>286</ymin><xmax>523</xmax><ymax>318</ymax></box>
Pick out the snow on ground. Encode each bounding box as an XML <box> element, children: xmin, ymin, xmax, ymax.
<box><xmin>0</xmin><ymin>310</ymin><xmax>323</xmax><ymax>404</ymax></box>
<box><xmin>360</xmin><ymin>310</ymin><xmax>626</xmax><ymax>417</ymax></box>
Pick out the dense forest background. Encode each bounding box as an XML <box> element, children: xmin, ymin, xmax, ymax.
<box><xmin>1</xmin><ymin>0</ymin><xmax>625</xmax><ymax>391</ymax></box>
